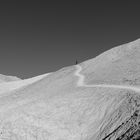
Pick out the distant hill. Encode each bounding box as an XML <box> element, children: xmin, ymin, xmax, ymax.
<box><xmin>0</xmin><ymin>74</ymin><xmax>21</xmax><ymax>83</ymax></box>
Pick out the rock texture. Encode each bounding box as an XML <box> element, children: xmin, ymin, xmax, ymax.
<box><xmin>0</xmin><ymin>39</ymin><xmax>140</xmax><ymax>140</ymax></box>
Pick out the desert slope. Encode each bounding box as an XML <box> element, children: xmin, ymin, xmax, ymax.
<box><xmin>80</xmin><ymin>39</ymin><xmax>140</xmax><ymax>86</ymax></box>
<box><xmin>0</xmin><ymin>39</ymin><xmax>140</xmax><ymax>140</ymax></box>
<box><xmin>0</xmin><ymin>73</ymin><xmax>51</xmax><ymax>94</ymax></box>
<box><xmin>0</xmin><ymin>74</ymin><xmax>21</xmax><ymax>83</ymax></box>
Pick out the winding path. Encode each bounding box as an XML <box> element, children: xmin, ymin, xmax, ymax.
<box><xmin>75</xmin><ymin>65</ymin><xmax>140</xmax><ymax>93</ymax></box>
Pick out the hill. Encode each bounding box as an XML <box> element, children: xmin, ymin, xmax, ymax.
<box><xmin>0</xmin><ymin>39</ymin><xmax>140</xmax><ymax>140</ymax></box>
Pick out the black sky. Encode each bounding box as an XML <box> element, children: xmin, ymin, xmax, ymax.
<box><xmin>0</xmin><ymin>1</ymin><xmax>140</xmax><ymax>79</ymax></box>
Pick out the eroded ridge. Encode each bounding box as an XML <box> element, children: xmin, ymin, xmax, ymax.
<box><xmin>75</xmin><ymin>65</ymin><xmax>140</xmax><ymax>93</ymax></box>
<box><xmin>99</xmin><ymin>93</ymin><xmax>140</xmax><ymax>140</ymax></box>
<box><xmin>102</xmin><ymin>110</ymin><xmax>140</xmax><ymax>140</ymax></box>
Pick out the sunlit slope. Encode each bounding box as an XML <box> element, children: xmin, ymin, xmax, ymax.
<box><xmin>0</xmin><ymin>39</ymin><xmax>140</xmax><ymax>140</ymax></box>
<box><xmin>81</xmin><ymin>39</ymin><xmax>140</xmax><ymax>86</ymax></box>
<box><xmin>0</xmin><ymin>74</ymin><xmax>21</xmax><ymax>83</ymax></box>
<box><xmin>0</xmin><ymin>73</ymin><xmax>51</xmax><ymax>94</ymax></box>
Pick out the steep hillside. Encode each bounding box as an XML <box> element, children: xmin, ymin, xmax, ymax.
<box><xmin>0</xmin><ymin>39</ymin><xmax>140</xmax><ymax>140</ymax></box>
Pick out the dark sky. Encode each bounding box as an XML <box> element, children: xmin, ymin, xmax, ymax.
<box><xmin>0</xmin><ymin>1</ymin><xmax>140</xmax><ymax>79</ymax></box>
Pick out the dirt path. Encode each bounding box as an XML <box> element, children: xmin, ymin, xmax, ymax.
<box><xmin>75</xmin><ymin>65</ymin><xmax>140</xmax><ymax>93</ymax></box>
